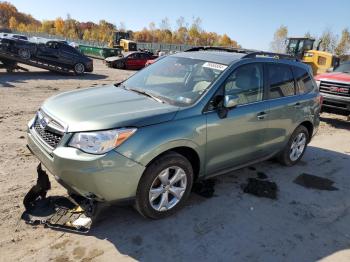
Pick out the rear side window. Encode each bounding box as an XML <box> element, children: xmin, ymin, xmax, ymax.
<box><xmin>293</xmin><ymin>66</ymin><xmax>314</xmax><ymax>94</ymax></box>
<box><xmin>267</xmin><ymin>64</ymin><xmax>296</xmax><ymax>99</ymax></box>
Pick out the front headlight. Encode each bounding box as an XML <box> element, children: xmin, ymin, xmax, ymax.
<box><xmin>69</xmin><ymin>128</ymin><xmax>136</xmax><ymax>154</ymax></box>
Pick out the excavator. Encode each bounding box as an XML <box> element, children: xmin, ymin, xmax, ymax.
<box><xmin>286</xmin><ymin>37</ymin><xmax>339</xmax><ymax>75</ymax></box>
<box><xmin>113</xmin><ymin>31</ymin><xmax>137</xmax><ymax>52</ymax></box>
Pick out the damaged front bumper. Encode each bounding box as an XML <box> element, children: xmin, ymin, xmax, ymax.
<box><xmin>22</xmin><ymin>164</ymin><xmax>94</xmax><ymax>233</ymax></box>
<box><xmin>27</xmin><ymin>127</ymin><xmax>145</xmax><ymax>202</ymax></box>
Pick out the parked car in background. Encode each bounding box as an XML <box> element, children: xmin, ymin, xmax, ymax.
<box><xmin>27</xmin><ymin>48</ymin><xmax>321</xmax><ymax>219</ymax></box>
<box><xmin>315</xmin><ymin>61</ymin><xmax>350</xmax><ymax>112</ymax></box>
<box><xmin>145</xmin><ymin>55</ymin><xmax>166</xmax><ymax>67</ymax></box>
<box><xmin>105</xmin><ymin>51</ymin><xmax>157</xmax><ymax>70</ymax></box>
<box><xmin>0</xmin><ymin>38</ymin><xmax>93</xmax><ymax>74</ymax></box>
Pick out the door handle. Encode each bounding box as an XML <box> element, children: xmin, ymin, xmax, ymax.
<box><xmin>257</xmin><ymin>112</ymin><xmax>267</xmax><ymax>120</ymax></box>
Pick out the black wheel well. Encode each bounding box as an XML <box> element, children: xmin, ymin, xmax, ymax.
<box><xmin>147</xmin><ymin>147</ymin><xmax>201</xmax><ymax>182</ymax></box>
<box><xmin>300</xmin><ymin>121</ymin><xmax>314</xmax><ymax>142</ymax></box>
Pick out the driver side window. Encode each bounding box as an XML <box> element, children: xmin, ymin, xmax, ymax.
<box><xmin>224</xmin><ymin>63</ymin><xmax>264</xmax><ymax>105</ymax></box>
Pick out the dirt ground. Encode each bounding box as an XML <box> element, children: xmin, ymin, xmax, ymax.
<box><xmin>0</xmin><ymin>59</ymin><xmax>350</xmax><ymax>262</ymax></box>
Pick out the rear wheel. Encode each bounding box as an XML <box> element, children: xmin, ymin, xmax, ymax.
<box><xmin>74</xmin><ymin>63</ymin><xmax>85</xmax><ymax>75</ymax></box>
<box><xmin>278</xmin><ymin>125</ymin><xmax>309</xmax><ymax>166</ymax></box>
<box><xmin>135</xmin><ymin>152</ymin><xmax>193</xmax><ymax>219</ymax></box>
<box><xmin>18</xmin><ymin>48</ymin><xmax>31</xmax><ymax>60</ymax></box>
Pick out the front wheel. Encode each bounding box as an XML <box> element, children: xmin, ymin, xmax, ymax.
<box><xmin>278</xmin><ymin>125</ymin><xmax>309</xmax><ymax>166</ymax></box>
<box><xmin>135</xmin><ymin>152</ymin><xmax>193</xmax><ymax>219</ymax></box>
<box><xmin>74</xmin><ymin>63</ymin><xmax>85</xmax><ymax>75</ymax></box>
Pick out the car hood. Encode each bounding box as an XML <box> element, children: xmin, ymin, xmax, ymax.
<box><xmin>315</xmin><ymin>72</ymin><xmax>350</xmax><ymax>82</ymax></box>
<box><xmin>42</xmin><ymin>85</ymin><xmax>179</xmax><ymax>132</ymax></box>
<box><xmin>105</xmin><ymin>56</ymin><xmax>124</xmax><ymax>62</ymax></box>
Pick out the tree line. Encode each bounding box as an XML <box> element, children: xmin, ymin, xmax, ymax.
<box><xmin>0</xmin><ymin>1</ymin><xmax>240</xmax><ymax>48</ymax></box>
<box><xmin>270</xmin><ymin>25</ymin><xmax>350</xmax><ymax>56</ymax></box>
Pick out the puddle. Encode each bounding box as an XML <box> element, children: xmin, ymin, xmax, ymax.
<box><xmin>242</xmin><ymin>178</ymin><xmax>278</xmax><ymax>199</ymax></box>
<box><xmin>192</xmin><ymin>179</ymin><xmax>216</xmax><ymax>198</ymax></box>
<box><xmin>293</xmin><ymin>173</ymin><xmax>338</xmax><ymax>191</ymax></box>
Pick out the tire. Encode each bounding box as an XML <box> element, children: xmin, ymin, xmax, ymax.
<box><xmin>278</xmin><ymin>125</ymin><xmax>309</xmax><ymax>166</ymax></box>
<box><xmin>135</xmin><ymin>151</ymin><xmax>194</xmax><ymax>219</ymax></box>
<box><xmin>115</xmin><ymin>60</ymin><xmax>125</xmax><ymax>69</ymax></box>
<box><xmin>18</xmin><ymin>48</ymin><xmax>31</xmax><ymax>60</ymax></box>
<box><xmin>74</xmin><ymin>63</ymin><xmax>85</xmax><ymax>75</ymax></box>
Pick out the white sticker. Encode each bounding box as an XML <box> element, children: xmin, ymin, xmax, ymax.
<box><xmin>202</xmin><ymin>62</ymin><xmax>228</xmax><ymax>71</ymax></box>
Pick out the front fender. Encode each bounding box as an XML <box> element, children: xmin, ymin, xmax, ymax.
<box><xmin>115</xmin><ymin>115</ymin><xmax>207</xmax><ymax>176</ymax></box>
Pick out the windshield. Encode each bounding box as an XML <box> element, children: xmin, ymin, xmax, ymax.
<box><xmin>122</xmin><ymin>56</ymin><xmax>227</xmax><ymax>106</ymax></box>
<box><xmin>334</xmin><ymin>63</ymin><xmax>350</xmax><ymax>73</ymax></box>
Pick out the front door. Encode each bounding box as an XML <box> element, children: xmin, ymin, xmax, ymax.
<box><xmin>205</xmin><ymin>62</ymin><xmax>269</xmax><ymax>175</ymax></box>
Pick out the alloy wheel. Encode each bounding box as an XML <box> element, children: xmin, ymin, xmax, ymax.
<box><xmin>74</xmin><ymin>63</ymin><xmax>85</xmax><ymax>74</ymax></box>
<box><xmin>149</xmin><ymin>166</ymin><xmax>187</xmax><ymax>212</ymax></box>
<box><xmin>289</xmin><ymin>133</ymin><xmax>306</xmax><ymax>161</ymax></box>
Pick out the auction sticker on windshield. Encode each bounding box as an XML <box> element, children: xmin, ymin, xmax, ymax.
<box><xmin>202</xmin><ymin>62</ymin><xmax>228</xmax><ymax>71</ymax></box>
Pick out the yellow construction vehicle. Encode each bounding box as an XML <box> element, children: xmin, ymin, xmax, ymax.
<box><xmin>286</xmin><ymin>37</ymin><xmax>339</xmax><ymax>75</ymax></box>
<box><xmin>113</xmin><ymin>31</ymin><xmax>137</xmax><ymax>52</ymax></box>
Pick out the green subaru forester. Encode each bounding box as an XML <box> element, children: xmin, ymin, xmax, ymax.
<box><xmin>27</xmin><ymin>47</ymin><xmax>321</xmax><ymax>218</ymax></box>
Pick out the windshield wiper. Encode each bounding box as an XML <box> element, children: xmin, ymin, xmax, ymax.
<box><xmin>127</xmin><ymin>88</ymin><xmax>164</xmax><ymax>103</ymax></box>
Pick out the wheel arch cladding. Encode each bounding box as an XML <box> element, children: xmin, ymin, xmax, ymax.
<box><xmin>145</xmin><ymin>146</ymin><xmax>201</xmax><ymax>182</ymax></box>
<box><xmin>299</xmin><ymin>121</ymin><xmax>314</xmax><ymax>142</ymax></box>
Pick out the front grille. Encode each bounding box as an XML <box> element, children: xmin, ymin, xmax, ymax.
<box><xmin>34</xmin><ymin>120</ymin><xmax>63</xmax><ymax>148</ymax></box>
<box><xmin>32</xmin><ymin>111</ymin><xmax>65</xmax><ymax>149</ymax></box>
<box><xmin>320</xmin><ymin>81</ymin><xmax>350</xmax><ymax>97</ymax></box>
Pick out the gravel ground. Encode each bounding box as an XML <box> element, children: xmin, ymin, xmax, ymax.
<box><xmin>0</xmin><ymin>59</ymin><xmax>350</xmax><ymax>262</ymax></box>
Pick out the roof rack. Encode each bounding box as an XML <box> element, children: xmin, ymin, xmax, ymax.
<box><xmin>185</xmin><ymin>46</ymin><xmax>299</xmax><ymax>61</ymax></box>
<box><xmin>185</xmin><ymin>46</ymin><xmax>256</xmax><ymax>54</ymax></box>
<box><xmin>242</xmin><ymin>51</ymin><xmax>299</xmax><ymax>61</ymax></box>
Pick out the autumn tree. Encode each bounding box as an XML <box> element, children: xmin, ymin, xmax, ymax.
<box><xmin>8</xmin><ymin>16</ymin><xmax>17</xmax><ymax>30</ymax></box>
<box><xmin>54</xmin><ymin>17</ymin><xmax>65</xmax><ymax>35</ymax></box>
<box><xmin>270</xmin><ymin>25</ymin><xmax>288</xmax><ymax>53</ymax></box>
<box><xmin>318</xmin><ymin>28</ymin><xmax>338</xmax><ymax>53</ymax></box>
<box><xmin>335</xmin><ymin>28</ymin><xmax>350</xmax><ymax>56</ymax></box>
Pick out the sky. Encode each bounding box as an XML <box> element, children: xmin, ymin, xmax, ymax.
<box><xmin>6</xmin><ymin>0</ymin><xmax>350</xmax><ymax>50</ymax></box>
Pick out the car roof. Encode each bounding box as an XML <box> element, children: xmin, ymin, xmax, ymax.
<box><xmin>173</xmin><ymin>51</ymin><xmax>245</xmax><ymax>65</ymax></box>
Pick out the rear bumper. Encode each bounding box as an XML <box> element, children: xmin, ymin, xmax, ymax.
<box><xmin>321</xmin><ymin>93</ymin><xmax>350</xmax><ymax>111</ymax></box>
<box><xmin>27</xmin><ymin>128</ymin><xmax>145</xmax><ymax>202</ymax></box>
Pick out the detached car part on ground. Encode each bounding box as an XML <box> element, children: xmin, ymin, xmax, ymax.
<box><xmin>24</xmin><ymin>48</ymin><xmax>321</xmax><ymax>230</ymax></box>
<box><xmin>0</xmin><ymin>37</ymin><xmax>93</xmax><ymax>75</ymax></box>
<box><xmin>105</xmin><ymin>51</ymin><xmax>157</xmax><ymax>70</ymax></box>
<box><xmin>315</xmin><ymin>61</ymin><xmax>350</xmax><ymax>113</ymax></box>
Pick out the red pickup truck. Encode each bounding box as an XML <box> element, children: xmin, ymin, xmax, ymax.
<box><xmin>315</xmin><ymin>61</ymin><xmax>350</xmax><ymax>113</ymax></box>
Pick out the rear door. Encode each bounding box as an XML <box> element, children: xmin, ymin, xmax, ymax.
<box><xmin>205</xmin><ymin>62</ymin><xmax>270</xmax><ymax>174</ymax></box>
<box><xmin>264</xmin><ymin>63</ymin><xmax>300</xmax><ymax>154</ymax></box>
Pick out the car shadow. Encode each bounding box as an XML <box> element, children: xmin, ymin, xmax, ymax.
<box><xmin>0</xmin><ymin>71</ymin><xmax>108</xmax><ymax>88</ymax></box>
<box><xmin>320</xmin><ymin>113</ymin><xmax>350</xmax><ymax>130</ymax></box>
<box><xmin>86</xmin><ymin>146</ymin><xmax>350</xmax><ymax>261</ymax></box>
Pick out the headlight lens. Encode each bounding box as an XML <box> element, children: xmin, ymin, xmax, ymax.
<box><xmin>69</xmin><ymin>128</ymin><xmax>136</xmax><ymax>154</ymax></box>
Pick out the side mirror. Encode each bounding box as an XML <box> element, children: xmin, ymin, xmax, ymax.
<box><xmin>224</xmin><ymin>95</ymin><xmax>239</xmax><ymax>108</ymax></box>
<box><xmin>217</xmin><ymin>95</ymin><xmax>239</xmax><ymax>119</ymax></box>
